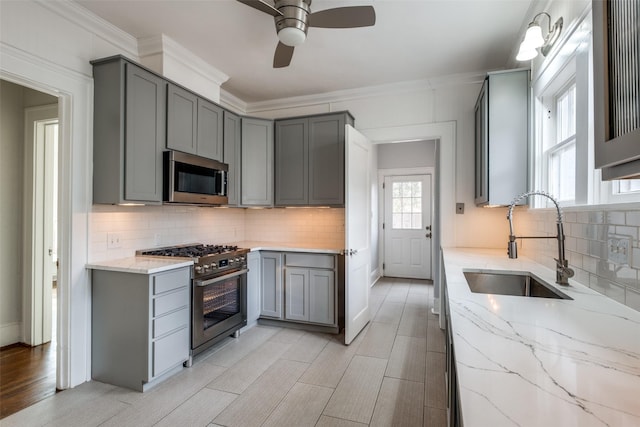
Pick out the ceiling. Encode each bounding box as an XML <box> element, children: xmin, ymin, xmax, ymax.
<box><xmin>75</xmin><ymin>0</ymin><xmax>536</xmax><ymax>104</ymax></box>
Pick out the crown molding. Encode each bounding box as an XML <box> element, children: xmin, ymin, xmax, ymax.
<box><xmin>138</xmin><ymin>34</ymin><xmax>229</xmax><ymax>86</ymax></box>
<box><xmin>243</xmin><ymin>70</ymin><xmax>487</xmax><ymax>114</ymax></box>
<box><xmin>219</xmin><ymin>89</ymin><xmax>248</xmax><ymax>115</ymax></box>
<box><xmin>37</xmin><ymin>0</ymin><xmax>138</xmax><ymax>60</ymax></box>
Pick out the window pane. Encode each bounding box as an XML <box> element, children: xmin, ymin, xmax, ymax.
<box><xmin>557</xmin><ymin>84</ymin><xmax>576</xmax><ymax>142</ymax></box>
<box><xmin>391</xmin><ymin>180</ymin><xmax>423</xmax><ymax>230</ymax></box>
<box><xmin>616</xmin><ymin>179</ymin><xmax>640</xmax><ymax>194</ymax></box>
<box><xmin>549</xmin><ymin>142</ymin><xmax>575</xmax><ymax>201</ymax></box>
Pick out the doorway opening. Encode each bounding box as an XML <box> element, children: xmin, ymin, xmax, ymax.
<box><xmin>0</xmin><ymin>79</ymin><xmax>59</xmax><ymax>418</ymax></box>
<box><xmin>382</xmin><ymin>174</ymin><xmax>433</xmax><ymax>279</ymax></box>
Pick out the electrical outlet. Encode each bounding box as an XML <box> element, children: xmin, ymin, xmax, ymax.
<box><xmin>607</xmin><ymin>235</ymin><xmax>630</xmax><ymax>265</ymax></box>
<box><xmin>107</xmin><ymin>232</ymin><xmax>121</xmax><ymax>249</ymax></box>
<box><xmin>154</xmin><ymin>233</ymin><xmax>161</xmax><ymax>246</ymax></box>
<box><xmin>456</xmin><ymin>203</ymin><xmax>465</xmax><ymax>214</ymax></box>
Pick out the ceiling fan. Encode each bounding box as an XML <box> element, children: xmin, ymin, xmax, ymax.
<box><xmin>237</xmin><ymin>0</ymin><xmax>376</xmax><ymax>68</ymax></box>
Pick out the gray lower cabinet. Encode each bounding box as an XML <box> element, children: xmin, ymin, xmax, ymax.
<box><xmin>246</xmin><ymin>251</ymin><xmax>261</xmax><ymax>325</ymax></box>
<box><xmin>92</xmin><ymin>57</ymin><xmax>166</xmax><ymax>204</ymax></box>
<box><xmin>91</xmin><ymin>266</ymin><xmax>191</xmax><ymax>392</ymax></box>
<box><xmin>274</xmin><ymin>112</ymin><xmax>353</xmax><ymax>207</ymax></box>
<box><xmin>241</xmin><ymin>118</ymin><xmax>274</xmax><ymax>206</ymax></box>
<box><xmin>260</xmin><ymin>252</ymin><xmax>336</xmax><ymax>327</ymax></box>
<box><xmin>260</xmin><ymin>252</ymin><xmax>283</xmax><ymax>319</ymax></box>
<box><xmin>223</xmin><ymin>111</ymin><xmax>242</xmax><ymax>206</ymax></box>
<box><xmin>167</xmin><ymin>83</ymin><xmax>223</xmax><ymax>162</ymax></box>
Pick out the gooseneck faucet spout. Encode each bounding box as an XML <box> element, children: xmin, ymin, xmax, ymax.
<box><xmin>507</xmin><ymin>191</ymin><xmax>574</xmax><ymax>285</ymax></box>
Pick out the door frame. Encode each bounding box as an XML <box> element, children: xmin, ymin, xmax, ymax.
<box><xmin>378</xmin><ymin>167</ymin><xmax>435</xmax><ymax>280</ymax></box>
<box><xmin>23</xmin><ymin>104</ymin><xmax>58</xmax><ymax>346</ymax></box>
<box><xmin>2</xmin><ymin>42</ymin><xmax>94</xmax><ymax>389</ymax></box>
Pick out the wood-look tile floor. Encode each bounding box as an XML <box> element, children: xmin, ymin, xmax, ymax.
<box><xmin>2</xmin><ymin>278</ymin><xmax>446</xmax><ymax>427</ymax></box>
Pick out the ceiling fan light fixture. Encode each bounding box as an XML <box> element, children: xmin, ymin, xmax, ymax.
<box><xmin>278</xmin><ymin>26</ymin><xmax>307</xmax><ymax>46</ymax></box>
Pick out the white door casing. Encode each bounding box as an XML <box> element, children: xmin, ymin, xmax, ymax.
<box><xmin>344</xmin><ymin>125</ymin><xmax>371</xmax><ymax>345</ymax></box>
<box><xmin>383</xmin><ymin>174</ymin><xmax>432</xmax><ymax>279</ymax></box>
<box><xmin>23</xmin><ymin>105</ymin><xmax>58</xmax><ymax>346</ymax></box>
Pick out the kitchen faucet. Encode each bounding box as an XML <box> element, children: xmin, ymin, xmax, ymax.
<box><xmin>507</xmin><ymin>190</ymin><xmax>575</xmax><ymax>285</ymax></box>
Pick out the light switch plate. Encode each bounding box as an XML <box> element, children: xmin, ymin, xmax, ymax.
<box><xmin>607</xmin><ymin>235</ymin><xmax>630</xmax><ymax>265</ymax></box>
<box><xmin>107</xmin><ymin>232</ymin><xmax>121</xmax><ymax>249</ymax></box>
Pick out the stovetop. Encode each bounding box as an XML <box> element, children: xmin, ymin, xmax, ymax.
<box><xmin>136</xmin><ymin>243</ymin><xmax>249</xmax><ymax>279</ymax></box>
<box><xmin>136</xmin><ymin>243</ymin><xmax>240</xmax><ymax>259</ymax></box>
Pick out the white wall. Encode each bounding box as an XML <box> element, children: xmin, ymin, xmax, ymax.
<box><xmin>377</xmin><ymin>140</ymin><xmax>436</xmax><ymax>169</ymax></box>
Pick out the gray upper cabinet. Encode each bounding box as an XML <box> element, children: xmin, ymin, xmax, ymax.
<box><xmin>275</xmin><ymin>118</ymin><xmax>308</xmax><ymax>206</ymax></box>
<box><xmin>274</xmin><ymin>112</ymin><xmax>353</xmax><ymax>207</ymax></box>
<box><xmin>167</xmin><ymin>83</ymin><xmax>224</xmax><ymax>162</ymax></box>
<box><xmin>474</xmin><ymin>69</ymin><xmax>529</xmax><ymax>206</ymax></box>
<box><xmin>224</xmin><ymin>111</ymin><xmax>242</xmax><ymax>206</ymax></box>
<box><xmin>92</xmin><ymin>57</ymin><xmax>165</xmax><ymax>204</ymax></box>
<box><xmin>592</xmin><ymin>0</ymin><xmax>640</xmax><ymax>180</ymax></box>
<box><xmin>241</xmin><ymin>117</ymin><xmax>274</xmax><ymax>206</ymax></box>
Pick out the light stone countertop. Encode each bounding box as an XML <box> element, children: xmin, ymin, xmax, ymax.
<box><xmin>86</xmin><ymin>257</ymin><xmax>193</xmax><ymax>274</ymax></box>
<box><xmin>231</xmin><ymin>241</ymin><xmax>343</xmax><ymax>254</ymax></box>
<box><xmin>442</xmin><ymin>247</ymin><xmax>640</xmax><ymax>427</ymax></box>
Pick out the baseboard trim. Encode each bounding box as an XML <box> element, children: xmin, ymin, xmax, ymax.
<box><xmin>0</xmin><ymin>322</ymin><xmax>22</xmax><ymax>347</ymax></box>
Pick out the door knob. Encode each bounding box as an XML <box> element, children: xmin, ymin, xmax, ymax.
<box><xmin>426</xmin><ymin>233</ymin><xmax>432</xmax><ymax>238</ymax></box>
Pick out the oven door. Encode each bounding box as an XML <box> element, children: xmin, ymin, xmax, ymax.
<box><xmin>192</xmin><ymin>269</ymin><xmax>247</xmax><ymax>352</ymax></box>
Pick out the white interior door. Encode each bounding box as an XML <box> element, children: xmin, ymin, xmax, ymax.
<box><xmin>344</xmin><ymin>125</ymin><xmax>371</xmax><ymax>345</ymax></box>
<box><xmin>383</xmin><ymin>174</ymin><xmax>432</xmax><ymax>279</ymax></box>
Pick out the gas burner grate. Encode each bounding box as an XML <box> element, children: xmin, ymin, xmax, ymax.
<box><xmin>138</xmin><ymin>244</ymin><xmax>239</xmax><ymax>258</ymax></box>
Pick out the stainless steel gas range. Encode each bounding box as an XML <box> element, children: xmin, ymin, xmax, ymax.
<box><xmin>137</xmin><ymin>243</ymin><xmax>249</xmax><ymax>364</ymax></box>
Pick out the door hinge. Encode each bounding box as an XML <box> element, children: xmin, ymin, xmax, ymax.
<box><xmin>383</xmin><ymin>263</ymin><xmax>385</xmax><ymax>270</ymax></box>
<box><xmin>382</xmin><ymin>182</ymin><xmax>385</xmax><ymax>189</ymax></box>
<box><xmin>382</xmin><ymin>223</ymin><xmax>385</xmax><ymax>230</ymax></box>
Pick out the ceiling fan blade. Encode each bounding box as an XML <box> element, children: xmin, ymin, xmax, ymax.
<box><xmin>273</xmin><ymin>42</ymin><xmax>294</xmax><ymax>68</ymax></box>
<box><xmin>308</xmin><ymin>6</ymin><xmax>376</xmax><ymax>28</ymax></box>
<box><xmin>236</xmin><ymin>0</ymin><xmax>282</xmax><ymax>17</ymax></box>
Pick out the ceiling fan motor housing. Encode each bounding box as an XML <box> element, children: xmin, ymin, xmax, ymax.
<box><xmin>274</xmin><ymin>0</ymin><xmax>311</xmax><ymax>46</ymax></box>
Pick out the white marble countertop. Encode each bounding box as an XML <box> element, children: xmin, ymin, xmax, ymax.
<box><xmin>442</xmin><ymin>247</ymin><xmax>640</xmax><ymax>427</ymax></box>
<box><xmin>86</xmin><ymin>257</ymin><xmax>193</xmax><ymax>274</ymax></box>
<box><xmin>231</xmin><ymin>241</ymin><xmax>343</xmax><ymax>254</ymax></box>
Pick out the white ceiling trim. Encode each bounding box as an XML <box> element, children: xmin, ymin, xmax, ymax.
<box><xmin>39</xmin><ymin>0</ymin><xmax>138</xmax><ymax>60</ymax></box>
<box><xmin>219</xmin><ymin>89</ymin><xmax>248</xmax><ymax>115</ymax></box>
<box><xmin>240</xmin><ymin>70</ymin><xmax>488</xmax><ymax>114</ymax></box>
<box><xmin>138</xmin><ymin>34</ymin><xmax>229</xmax><ymax>87</ymax></box>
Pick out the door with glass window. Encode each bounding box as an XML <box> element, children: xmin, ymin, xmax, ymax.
<box><xmin>383</xmin><ymin>175</ymin><xmax>432</xmax><ymax>279</ymax></box>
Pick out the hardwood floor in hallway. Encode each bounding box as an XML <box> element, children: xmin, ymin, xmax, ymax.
<box><xmin>2</xmin><ymin>277</ymin><xmax>447</xmax><ymax>426</ymax></box>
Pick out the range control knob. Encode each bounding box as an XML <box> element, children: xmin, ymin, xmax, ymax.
<box><xmin>211</xmin><ymin>262</ymin><xmax>217</xmax><ymax>269</ymax></box>
<box><xmin>195</xmin><ymin>266</ymin><xmax>203</xmax><ymax>274</ymax></box>
<box><xmin>229</xmin><ymin>259</ymin><xmax>235</xmax><ymax>264</ymax></box>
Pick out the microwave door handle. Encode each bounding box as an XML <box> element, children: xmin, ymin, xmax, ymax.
<box><xmin>220</xmin><ymin>170</ymin><xmax>227</xmax><ymax>196</ymax></box>
<box><xmin>194</xmin><ymin>269</ymin><xmax>248</xmax><ymax>287</ymax></box>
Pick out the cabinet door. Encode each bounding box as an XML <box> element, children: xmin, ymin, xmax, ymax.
<box><xmin>241</xmin><ymin>118</ymin><xmax>274</xmax><ymax>206</ymax></box>
<box><xmin>166</xmin><ymin>83</ymin><xmax>197</xmax><ymax>154</ymax></box>
<box><xmin>246</xmin><ymin>251</ymin><xmax>261</xmax><ymax>324</ymax></box>
<box><xmin>309</xmin><ymin>269</ymin><xmax>335</xmax><ymax>325</ymax></box>
<box><xmin>124</xmin><ymin>63</ymin><xmax>166</xmax><ymax>202</ymax></box>
<box><xmin>275</xmin><ymin>118</ymin><xmax>308</xmax><ymax>206</ymax></box>
<box><xmin>197</xmin><ymin>98</ymin><xmax>224</xmax><ymax>161</ymax></box>
<box><xmin>285</xmin><ymin>267</ymin><xmax>309</xmax><ymax>322</ymax></box>
<box><xmin>308</xmin><ymin>114</ymin><xmax>345</xmax><ymax>205</ymax></box>
<box><xmin>474</xmin><ymin>80</ymin><xmax>488</xmax><ymax>206</ymax></box>
<box><xmin>260</xmin><ymin>252</ymin><xmax>282</xmax><ymax>318</ymax></box>
<box><xmin>224</xmin><ymin>111</ymin><xmax>242</xmax><ymax>206</ymax></box>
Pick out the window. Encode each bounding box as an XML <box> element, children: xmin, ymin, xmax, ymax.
<box><xmin>391</xmin><ymin>181</ymin><xmax>422</xmax><ymax>229</ymax></box>
<box><xmin>546</xmin><ymin>83</ymin><xmax>577</xmax><ymax>202</ymax></box>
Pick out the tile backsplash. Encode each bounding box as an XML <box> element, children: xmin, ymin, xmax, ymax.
<box><xmin>245</xmin><ymin>208</ymin><xmax>345</xmax><ymax>248</ymax></box>
<box><xmin>89</xmin><ymin>205</ymin><xmax>345</xmax><ymax>262</ymax></box>
<box><xmin>516</xmin><ymin>205</ymin><xmax>640</xmax><ymax>312</ymax></box>
<box><xmin>90</xmin><ymin>205</ymin><xmax>246</xmax><ymax>262</ymax></box>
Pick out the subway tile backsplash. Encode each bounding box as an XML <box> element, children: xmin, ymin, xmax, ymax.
<box><xmin>517</xmin><ymin>205</ymin><xmax>640</xmax><ymax>312</ymax></box>
<box><xmin>89</xmin><ymin>205</ymin><xmax>345</xmax><ymax>262</ymax></box>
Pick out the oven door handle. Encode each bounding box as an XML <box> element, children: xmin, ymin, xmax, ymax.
<box><xmin>194</xmin><ymin>269</ymin><xmax>249</xmax><ymax>287</ymax></box>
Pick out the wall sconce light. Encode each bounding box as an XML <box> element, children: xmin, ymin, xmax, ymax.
<box><xmin>516</xmin><ymin>12</ymin><xmax>563</xmax><ymax>61</ymax></box>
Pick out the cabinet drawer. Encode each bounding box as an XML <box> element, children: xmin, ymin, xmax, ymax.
<box><xmin>153</xmin><ymin>288</ymin><xmax>188</xmax><ymax>317</ymax></box>
<box><xmin>153</xmin><ymin>268</ymin><xmax>190</xmax><ymax>295</ymax></box>
<box><xmin>153</xmin><ymin>307</ymin><xmax>189</xmax><ymax>338</ymax></box>
<box><xmin>285</xmin><ymin>253</ymin><xmax>334</xmax><ymax>269</ymax></box>
<box><xmin>152</xmin><ymin>326</ymin><xmax>189</xmax><ymax>377</ymax></box>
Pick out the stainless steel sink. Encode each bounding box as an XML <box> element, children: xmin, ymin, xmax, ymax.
<box><xmin>463</xmin><ymin>271</ymin><xmax>572</xmax><ymax>300</ymax></box>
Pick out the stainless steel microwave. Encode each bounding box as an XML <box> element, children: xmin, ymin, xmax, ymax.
<box><xmin>163</xmin><ymin>151</ymin><xmax>228</xmax><ymax>205</ymax></box>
